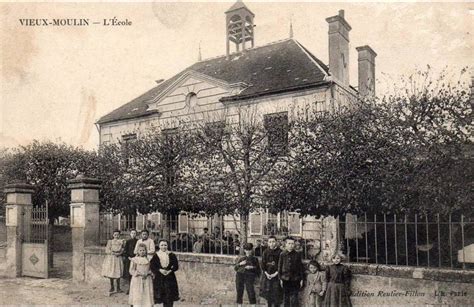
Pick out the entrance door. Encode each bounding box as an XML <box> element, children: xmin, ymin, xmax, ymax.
<box><xmin>21</xmin><ymin>204</ymin><xmax>49</xmax><ymax>278</ymax></box>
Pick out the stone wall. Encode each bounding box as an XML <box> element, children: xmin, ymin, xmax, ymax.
<box><xmin>83</xmin><ymin>247</ymin><xmax>474</xmax><ymax>305</ymax></box>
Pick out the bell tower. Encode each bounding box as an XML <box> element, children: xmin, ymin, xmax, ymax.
<box><xmin>225</xmin><ymin>0</ymin><xmax>255</xmax><ymax>58</ymax></box>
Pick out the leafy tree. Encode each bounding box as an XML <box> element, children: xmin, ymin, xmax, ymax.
<box><xmin>107</xmin><ymin>126</ymin><xmax>199</xmax><ymax>216</ymax></box>
<box><xmin>0</xmin><ymin>141</ymin><xmax>97</xmax><ymax>223</ymax></box>
<box><xmin>270</xmin><ymin>67</ymin><xmax>473</xmax><ymax>216</ymax></box>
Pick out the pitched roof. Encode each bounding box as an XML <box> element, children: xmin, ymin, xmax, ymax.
<box><xmin>225</xmin><ymin>1</ymin><xmax>255</xmax><ymax>16</ymax></box>
<box><xmin>97</xmin><ymin>39</ymin><xmax>330</xmax><ymax>125</ymax></box>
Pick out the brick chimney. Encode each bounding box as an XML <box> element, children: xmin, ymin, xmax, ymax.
<box><xmin>326</xmin><ymin>10</ymin><xmax>351</xmax><ymax>87</ymax></box>
<box><xmin>356</xmin><ymin>45</ymin><xmax>377</xmax><ymax>97</ymax></box>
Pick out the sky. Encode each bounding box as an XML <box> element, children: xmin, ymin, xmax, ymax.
<box><xmin>0</xmin><ymin>1</ymin><xmax>472</xmax><ymax>150</ymax></box>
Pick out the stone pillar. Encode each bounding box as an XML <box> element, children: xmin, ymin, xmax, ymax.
<box><xmin>320</xmin><ymin>216</ymin><xmax>340</xmax><ymax>264</ymax></box>
<box><xmin>3</xmin><ymin>183</ymin><xmax>35</xmax><ymax>277</ymax></box>
<box><xmin>67</xmin><ymin>175</ymin><xmax>101</xmax><ymax>282</ymax></box>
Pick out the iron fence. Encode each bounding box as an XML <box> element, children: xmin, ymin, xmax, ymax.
<box><xmin>340</xmin><ymin>213</ymin><xmax>474</xmax><ymax>270</ymax></box>
<box><xmin>99</xmin><ymin>211</ymin><xmax>322</xmax><ymax>259</ymax></box>
<box><xmin>98</xmin><ymin>211</ymin><xmax>473</xmax><ymax>270</ymax></box>
<box><xmin>99</xmin><ymin>212</ymin><xmax>162</xmax><ymax>245</ymax></box>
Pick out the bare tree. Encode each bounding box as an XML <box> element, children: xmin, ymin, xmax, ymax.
<box><xmin>188</xmin><ymin>105</ymin><xmax>287</xmax><ymax>250</ymax></box>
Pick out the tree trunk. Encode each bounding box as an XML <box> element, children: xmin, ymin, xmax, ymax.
<box><xmin>239</xmin><ymin>213</ymin><xmax>248</xmax><ymax>255</ymax></box>
<box><xmin>161</xmin><ymin>213</ymin><xmax>171</xmax><ymax>243</ymax></box>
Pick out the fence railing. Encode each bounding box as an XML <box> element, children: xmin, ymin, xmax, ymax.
<box><xmin>340</xmin><ymin>213</ymin><xmax>474</xmax><ymax>270</ymax></box>
<box><xmin>99</xmin><ymin>212</ymin><xmax>322</xmax><ymax>259</ymax></box>
<box><xmin>98</xmin><ymin>211</ymin><xmax>473</xmax><ymax>270</ymax></box>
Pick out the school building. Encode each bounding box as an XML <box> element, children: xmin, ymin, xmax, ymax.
<box><xmin>95</xmin><ymin>1</ymin><xmax>376</xmax><ymax>246</ymax></box>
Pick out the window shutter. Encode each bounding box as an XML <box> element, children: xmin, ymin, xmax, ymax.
<box><xmin>178</xmin><ymin>212</ymin><xmax>189</xmax><ymax>233</ymax></box>
<box><xmin>249</xmin><ymin>211</ymin><xmax>263</xmax><ymax>236</ymax></box>
<box><xmin>288</xmin><ymin>212</ymin><xmax>302</xmax><ymax>236</ymax></box>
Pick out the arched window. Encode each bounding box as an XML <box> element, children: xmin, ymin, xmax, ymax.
<box><xmin>186</xmin><ymin>92</ymin><xmax>198</xmax><ymax>107</ymax></box>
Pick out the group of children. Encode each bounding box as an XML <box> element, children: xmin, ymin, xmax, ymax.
<box><xmin>102</xmin><ymin>229</ymin><xmax>350</xmax><ymax>307</ymax></box>
<box><xmin>235</xmin><ymin>236</ymin><xmax>352</xmax><ymax>307</ymax></box>
<box><xmin>101</xmin><ymin>229</ymin><xmax>180</xmax><ymax>307</ymax></box>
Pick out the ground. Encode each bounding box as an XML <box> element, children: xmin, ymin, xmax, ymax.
<box><xmin>0</xmin><ymin>252</ymin><xmax>253</xmax><ymax>306</ymax></box>
<box><xmin>0</xmin><ymin>252</ymin><xmax>135</xmax><ymax>305</ymax></box>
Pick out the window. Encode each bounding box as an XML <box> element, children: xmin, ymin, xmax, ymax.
<box><xmin>121</xmin><ymin>133</ymin><xmax>137</xmax><ymax>165</ymax></box>
<box><xmin>102</xmin><ymin>133</ymin><xmax>113</xmax><ymax>145</ymax></box>
<box><xmin>185</xmin><ymin>92</ymin><xmax>198</xmax><ymax>108</ymax></box>
<box><xmin>264</xmin><ymin>212</ymin><xmax>288</xmax><ymax>236</ymax></box>
<box><xmin>264</xmin><ymin>112</ymin><xmax>289</xmax><ymax>156</ymax></box>
<box><xmin>162</xmin><ymin>127</ymin><xmax>178</xmax><ymax>140</ymax></box>
<box><xmin>122</xmin><ymin>133</ymin><xmax>137</xmax><ymax>142</ymax></box>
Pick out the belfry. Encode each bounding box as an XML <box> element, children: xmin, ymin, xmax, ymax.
<box><xmin>225</xmin><ymin>0</ymin><xmax>255</xmax><ymax>58</ymax></box>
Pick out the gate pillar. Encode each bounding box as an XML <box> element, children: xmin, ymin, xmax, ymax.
<box><xmin>3</xmin><ymin>183</ymin><xmax>35</xmax><ymax>277</ymax></box>
<box><xmin>67</xmin><ymin>174</ymin><xmax>101</xmax><ymax>282</ymax></box>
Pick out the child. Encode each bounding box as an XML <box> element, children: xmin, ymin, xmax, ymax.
<box><xmin>193</xmin><ymin>236</ymin><xmax>203</xmax><ymax>253</ymax></box>
<box><xmin>123</xmin><ymin>229</ymin><xmax>138</xmax><ymax>294</ymax></box>
<box><xmin>322</xmin><ymin>253</ymin><xmax>352</xmax><ymax>307</ymax></box>
<box><xmin>134</xmin><ymin>229</ymin><xmax>156</xmax><ymax>260</ymax></box>
<box><xmin>234</xmin><ymin>243</ymin><xmax>260</xmax><ymax>306</ymax></box>
<box><xmin>303</xmin><ymin>260</ymin><xmax>326</xmax><ymax>307</ymax></box>
<box><xmin>278</xmin><ymin>236</ymin><xmax>305</xmax><ymax>307</ymax></box>
<box><xmin>129</xmin><ymin>243</ymin><xmax>154</xmax><ymax>307</ymax></box>
<box><xmin>259</xmin><ymin>236</ymin><xmax>283</xmax><ymax>307</ymax></box>
<box><xmin>101</xmin><ymin>229</ymin><xmax>124</xmax><ymax>296</ymax></box>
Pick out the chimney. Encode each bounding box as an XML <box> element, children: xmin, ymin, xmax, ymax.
<box><xmin>326</xmin><ymin>10</ymin><xmax>351</xmax><ymax>86</ymax></box>
<box><xmin>356</xmin><ymin>45</ymin><xmax>377</xmax><ymax>97</ymax></box>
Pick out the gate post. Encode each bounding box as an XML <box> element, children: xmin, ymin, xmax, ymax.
<box><xmin>320</xmin><ymin>216</ymin><xmax>340</xmax><ymax>263</ymax></box>
<box><xmin>67</xmin><ymin>174</ymin><xmax>101</xmax><ymax>282</ymax></box>
<box><xmin>3</xmin><ymin>183</ymin><xmax>35</xmax><ymax>277</ymax></box>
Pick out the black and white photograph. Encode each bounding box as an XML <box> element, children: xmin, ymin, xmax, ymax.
<box><xmin>0</xmin><ymin>1</ymin><xmax>473</xmax><ymax>306</ymax></box>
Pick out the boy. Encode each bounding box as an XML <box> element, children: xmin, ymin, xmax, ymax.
<box><xmin>134</xmin><ymin>229</ymin><xmax>156</xmax><ymax>260</ymax></box>
<box><xmin>234</xmin><ymin>243</ymin><xmax>260</xmax><ymax>306</ymax></box>
<box><xmin>278</xmin><ymin>237</ymin><xmax>305</xmax><ymax>307</ymax></box>
<box><xmin>260</xmin><ymin>236</ymin><xmax>283</xmax><ymax>307</ymax></box>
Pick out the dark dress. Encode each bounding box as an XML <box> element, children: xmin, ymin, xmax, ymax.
<box><xmin>259</xmin><ymin>247</ymin><xmax>283</xmax><ymax>304</ymax></box>
<box><xmin>322</xmin><ymin>264</ymin><xmax>351</xmax><ymax>307</ymax></box>
<box><xmin>150</xmin><ymin>252</ymin><xmax>180</xmax><ymax>304</ymax></box>
<box><xmin>123</xmin><ymin>237</ymin><xmax>138</xmax><ymax>280</ymax></box>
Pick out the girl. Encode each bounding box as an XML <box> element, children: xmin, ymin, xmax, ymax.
<box><xmin>323</xmin><ymin>253</ymin><xmax>352</xmax><ymax>307</ymax></box>
<box><xmin>303</xmin><ymin>260</ymin><xmax>327</xmax><ymax>307</ymax></box>
<box><xmin>101</xmin><ymin>229</ymin><xmax>124</xmax><ymax>295</ymax></box>
<box><xmin>129</xmin><ymin>243</ymin><xmax>154</xmax><ymax>307</ymax></box>
<box><xmin>150</xmin><ymin>239</ymin><xmax>180</xmax><ymax>307</ymax></box>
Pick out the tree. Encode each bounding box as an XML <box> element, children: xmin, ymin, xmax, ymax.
<box><xmin>108</xmin><ymin>126</ymin><xmax>199</xmax><ymax>216</ymax></box>
<box><xmin>0</xmin><ymin>141</ymin><xmax>97</xmax><ymax>223</ymax></box>
<box><xmin>189</xmin><ymin>106</ymin><xmax>286</xmax><ymax>249</ymax></box>
<box><xmin>270</xmin><ymin>67</ymin><xmax>473</xmax><ymax>216</ymax></box>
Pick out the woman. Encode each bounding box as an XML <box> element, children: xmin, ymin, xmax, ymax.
<box><xmin>150</xmin><ymin>239</ymin><xmax>180</xmax><ymax>307</ymax></box>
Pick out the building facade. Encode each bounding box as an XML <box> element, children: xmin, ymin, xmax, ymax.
<box><xmin>96</xmin><ymin>2</ymin><xmax>377</xmax><ymax>243</ymax></box>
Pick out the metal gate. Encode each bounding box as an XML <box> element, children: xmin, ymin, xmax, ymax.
<box><xmin>22</xmin><ymin>203</ymin><xmax>49</xmax><ymax>278</ymax></box>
